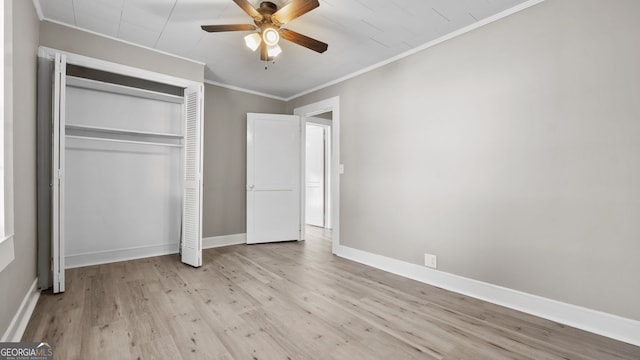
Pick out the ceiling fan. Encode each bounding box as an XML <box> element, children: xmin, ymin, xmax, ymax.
<box><xmin>201</xmin><ymin>0</ymin><xmax>328</xmax><ymax>61</ymax></box>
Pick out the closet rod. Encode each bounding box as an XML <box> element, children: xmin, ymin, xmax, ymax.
<box><xmin>66</xmin><ymin>135</ymin><xmax>183</xmax><ymax>148</ymax></box>
<box><xmin>66</xmin><ymin>124</ymin><xmax>184</xmax><ymax>139</ymax></box>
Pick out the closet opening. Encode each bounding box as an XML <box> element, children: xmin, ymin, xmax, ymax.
<box><xmin>37</xmin><ymin>49</ymin><xmax>204</xmax><ymax>293</ymax></box>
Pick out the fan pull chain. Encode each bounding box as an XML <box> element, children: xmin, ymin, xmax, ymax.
<box><xmin>264</xmin><ymin>60</ymin><xmax>276</xmax><ymax>70</ymax></box>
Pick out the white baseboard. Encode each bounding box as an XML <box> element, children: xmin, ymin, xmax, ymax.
<box><xmin>335</xmin><ymin>245</ymin><xmax>640</xmax><ymax>347</ymax></box>
<box><xmin>65</xmin><ymin>243</ymin><xmax>179</xmax><ymax>269</ymax></box>
<box><xmin>1</xmin><ymin>278</ymin><xmax>40</xmax><ymax>342</ymax></box>
<box><xmin>65</xmin><ymin>234</ymin><xmax>248</xmax><ymax>268</ymax></box>
<box><xmin>203</xmin><ymin>233</ymin><xmax>246</xmax><ymax>249</ymax></box>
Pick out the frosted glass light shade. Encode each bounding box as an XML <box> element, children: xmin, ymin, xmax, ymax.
<box><xmin>267</xmin><ymin>44</ymin><xmax>282</xmax><ymax>57</ymax></box>
<box><xmin>244</xmin><ymin>33</ymin><xmax>261</xmax><ymax>52</ymax></box>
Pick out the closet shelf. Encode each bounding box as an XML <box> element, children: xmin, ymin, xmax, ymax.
<box><xmin>66</xmin><ymin>124</ymin><xmax>184</xmax><ymax>139</ymax></box>
<box><xmin>66</xmin><ymin>135</ymin><xmax>184</xmax><ymax>148</ymax></box>
<box><xmin>66</xmin><ymin>76</ymin><xmax>184</xmax><ymax>104</ymax></box>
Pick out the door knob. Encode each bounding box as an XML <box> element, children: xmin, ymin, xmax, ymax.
<box><xmin>248</xmin><ymin>184</ymin><xmax>254</xmax><ymax>189</ymax></box>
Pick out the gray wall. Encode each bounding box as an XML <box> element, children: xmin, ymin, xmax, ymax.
<box><xmin>0</xmin><ymin>0</ymin><xmax>40</xmax><ymax>337</ymax></box>
<box><xmin>39</xmin><ymin>21</ymin><xmax>203</xmax><ymax>83</ymax></box>
<box><xmin>287</xmin><ymin>0</ymin><xmax>640</xmax><ymax>321</ymax></box>
<box><xmin>203</xmin><ymin>84</ymin><xmax>285</xmax><ymax>238</ymax></box>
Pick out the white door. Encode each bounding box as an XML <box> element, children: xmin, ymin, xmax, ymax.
<box><xmin>305</xmin><ymin>124</ymin><xmax>325</xmax><ymax>227</ymax></box>
<box><xmin>246</xmin><ymin>113</ymin><xmax>301</xmax><ymax>244</ymax></box>
<box><xmin>181</xmin><ymin>85</ymin><xmax>204</xmax><ymax>267</ymax></box>
<box><xmin>52</xmin><ymin>53</ymin><xmax>66</xmax><ymax>293</ymax></box>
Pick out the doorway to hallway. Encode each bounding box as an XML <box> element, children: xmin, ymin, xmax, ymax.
<box><xmin>295</xmin><ymin>97</ymin><xmax>340</xmax><ymax>253</ymax></box>
<box><xmin>304</xmin><ymin>115</ymin><xmax>331</xmax><ymax>239</ymax></box>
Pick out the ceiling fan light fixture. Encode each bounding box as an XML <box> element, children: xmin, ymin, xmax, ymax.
<box><xmin>267</xmin><ymin>44</ymin><xmax>282</xmax><ymax>57</ymax></box>
<box><xmin>262</xmin><ymin>27</ymin><xmax>280</xmax><ymax>46</ymax></box>
<box><xmin>244</xmin><ymin>33</ymin><xmax>261</xmax><ymax>51</ymax></box>
<box><xmin>201</xmin><ymin>0</ymin><xmax>327</xmax><ymax>62</ymax></box>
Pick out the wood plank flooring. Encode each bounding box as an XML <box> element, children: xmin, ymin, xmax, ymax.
<box><xmin>23</xmin><ymin>228</ymin><xmax>640</xmax><ymax>359</ymax></box>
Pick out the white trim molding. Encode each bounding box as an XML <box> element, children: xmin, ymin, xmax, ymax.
<box><xmin>65</xmin><ymin>243</ymin><xmax>179</xmax><ymax>269</ymax></box>
<box><xmin>1</xmin><ymin>279</ymin><xmax>40</xmax><ymax>342</ymax></box>
<box><xmin>31</xmin><ymin>0</ymin><xmax>44</xmax><ymax>21</ymax></box>
<box><xmin>204</xmin><ymin>80</ymin><xmax>287</xmax><ymax>102</ymax></box>
<box><xmin>203</xmin><ymin>233</ymin><xmax>246</xmax><ymax>249</ymax></box>
<box><xmin>335</xmin><ymin>245</ymin><xmax>640</xmax><ymax>347</ymax></box>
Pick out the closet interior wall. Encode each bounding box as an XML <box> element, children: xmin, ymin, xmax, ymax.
<box><xmin>64</xmin><ymin>74</ymin><xmax>184</xmax><ymax>269</ymax></box>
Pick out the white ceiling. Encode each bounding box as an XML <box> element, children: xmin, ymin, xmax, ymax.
<box><xmin>36</xmin><ymin>0</ymin><xmax>531</xmax><ymax>99</ymax></box>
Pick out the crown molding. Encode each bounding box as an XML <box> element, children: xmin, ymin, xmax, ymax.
<box><xmin>204</xmin><ymin>79</ymin><xmax>287</xmax><ymax>102</ymax></box>
<box><xmin>284</xmin><ymin>0</ymin><xmax>545</xmax><ymax>101</ymax></box>
<box><xmin>40</xmin><ymin>18</ymin><xmax>206</xmax><ymax>67</ymax></box>
<box><xmin>31</xmin><ymin>0</ymin><xmax>44</xmax><ymax>21</ymax></box>
<box><xmin>34</xmin><ymin>0</ymin><xmax>544</xmax><ymax>102</ymax></box>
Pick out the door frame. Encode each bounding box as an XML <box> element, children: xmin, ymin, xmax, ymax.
<box><xmin>294</xmin><ymin>97</ymin><xmax>340</xmax><ymax>254</ymax></box>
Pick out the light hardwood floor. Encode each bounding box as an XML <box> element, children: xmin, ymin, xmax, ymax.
<box><xmin>23</xmin><ymin>228</ymin><xmax>640</xmax><ymax>359</ymax></box>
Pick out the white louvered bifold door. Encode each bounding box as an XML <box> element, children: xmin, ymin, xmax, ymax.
<box><xmin>181</xmin><ymin>85</ymin><xmax>204</xmax><ymax>267</ymax></box>
<box><xmin>52</xmin><ymin>53</ymin><xmax>67</xmax><ymax>293</ymax></box>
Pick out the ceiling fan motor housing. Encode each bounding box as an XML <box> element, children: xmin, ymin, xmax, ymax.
<box><xmin>255</xmin><ymin>1</ymin><xmax>281</xmax><ymax>28</ymax></box>
<box><xmin>259</xmin><ymin>1</ymin><xmax>278</xmax><ymax>14</ymax></box>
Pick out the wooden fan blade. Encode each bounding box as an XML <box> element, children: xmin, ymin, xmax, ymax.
<box><xmin>280</xmin><ymin>28</ymin><xmax>328</xmax><ymax>53</ymax></box>
<box><xmin>272</xmin><ymin>0</ymin><xmax>319</xmax><ymax>25</ymax></box>
<box><xmin>233</xmin><ymin>0</ymin><xmax>262</xmax><ymax>19</ymax></box>
<box><xmin>201</xmin><ymin>24</ymin><xmax>257</xmax><ymax>32</ymax></box>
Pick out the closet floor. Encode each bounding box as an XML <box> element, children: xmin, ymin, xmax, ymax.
<box><xmin>22</xmin><ymin>230</ymin><xmax>640</xmax><ymax>359</ymax></box>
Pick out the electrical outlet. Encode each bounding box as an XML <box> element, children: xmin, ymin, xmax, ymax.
<box><xmin>424</xmin><ymin>253</ymin><xmax>437</xmax><ymax>269</ymax></box>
